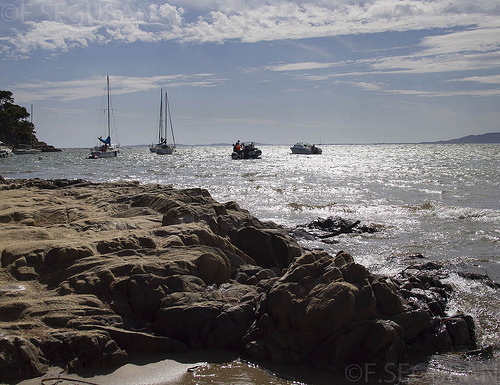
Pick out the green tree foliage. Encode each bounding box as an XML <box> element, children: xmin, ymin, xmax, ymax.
<box><xmin>0</xmin><ymin>90</ymin><xmax>37</xmax><ymax>147</ymax></box>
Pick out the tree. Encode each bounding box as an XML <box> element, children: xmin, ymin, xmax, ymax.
<box><xmin>0</xmin><ymin>91</ymin><xmax>14</xmax><ymax>107</ymax></box>
<box><xmin>0</xmin><ymin>90</ymin><xmax>36</xmax><ymax>147</ymax></box>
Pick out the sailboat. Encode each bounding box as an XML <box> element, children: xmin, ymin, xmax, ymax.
<box><xmin>89</xmin><ymin>76</ymin><xmax>119</xmax><ymax>159</ymax></box>
<box><xmin>13</xmin><ymin>104</ymin><xmax>42</xmax><ymax>155</ymax></box>
<box><xmin>150</xmin><ymin>89</ymin><xmax>176</xmax><ymax>155</ymax></box>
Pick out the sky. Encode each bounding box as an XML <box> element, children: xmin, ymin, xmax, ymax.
<box><xmin>1</xmin><ymin>0</ymin><xmax>500</xmax><ymax>148</ymax></box>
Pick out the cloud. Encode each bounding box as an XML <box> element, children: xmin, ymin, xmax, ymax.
<box><xmin>269</xmin><ymin>62</ymin><xmax>338</xmax><ymax>71</ymax></box>
<box><xmin>8</xmin><ymin>21</ymin><xmax>101</xmax><ymax>53</ymax></box>
<box><xmin>259</xmin><ymin>21</ymin><xmax>500</xmax><ymax>92</ymax></box>
<box><xmin>2</xmin><ymin>0</ymin><xmax>500</xmax><ymax>56</ymax></box>
<box><xmin>334</xmin><ymin>80</ymin><xmax>384</xmax><ymax>91</ymax></box>
<box><xmin>449</xmin><ymin>75</ymin><xmax>500</xmax><ymax>84</ymax></box>
<box><xmin>386</xmin><ymin>89</ymin><xmax>500</xmax><ymax>97</ymax></box>
<box><xmin>3</xmin><ymin>1</ymin><xmax>500</xmax><ymax>100</ymax></box>
<box><xmin>420</xmin><ymin>27</ymin><xmax>500</xmax><ymax>55</ymax></box>
<box><xmin>1</xmin><ymin>0</ymin><xmax>187</xmax><ymax>55</ymax></box>
<box><xmin>13</xmin><ymin>73</ymin><xmax>226</xmax><ymax>102</ymax></box>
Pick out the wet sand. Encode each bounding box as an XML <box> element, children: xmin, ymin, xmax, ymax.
<box><xmin>15</xmin><ymin>350</ymin><xmax>299</xmax><ymax>385</ymax></box>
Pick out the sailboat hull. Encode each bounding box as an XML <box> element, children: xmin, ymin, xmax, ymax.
<box><xmin>90</xmin><ymin>148</ymin><xmax>118</xmax><ymax>158</ymax></box>
<box><xmin>155</xmin><ymin>145</ymin><xmax>175</xmax><ymax>155</ymax></box>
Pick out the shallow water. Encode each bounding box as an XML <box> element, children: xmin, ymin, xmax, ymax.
<box><xmin>3</xmin><ymin>143</ymin><xmax>499</xmax><ymax>384</ymax></box>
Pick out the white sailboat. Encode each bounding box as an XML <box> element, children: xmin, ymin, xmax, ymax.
<box><xmin>150</xmin><ymin>89</ymin><xmax>176</xmax><ymax>155</ymax></box>
<box><xmin>13</xmin><ymin>104</ymin><xmax>41</xmax><ymax>155</ymax></box>
<box><xmin>89</xmin><ymin>76</ymin><xmax>119</xmax><ymax>159</ymax></box>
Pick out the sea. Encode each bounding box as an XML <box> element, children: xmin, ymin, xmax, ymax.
<box><xmin>2</xmin><ymin>144</ymin><xmax>499</xmax><ymax>385</ymax></box>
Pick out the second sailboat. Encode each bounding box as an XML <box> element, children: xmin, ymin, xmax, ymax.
<box><xmin>150</xmin><ymin>89</ymin><xmax>176</xmax><ymax>155</ymax></box>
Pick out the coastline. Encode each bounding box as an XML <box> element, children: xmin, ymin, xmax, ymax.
<box><xmin>0</xmin><ymin>178</ymin><xmax>479</xmax><ymax>383</ymax></box>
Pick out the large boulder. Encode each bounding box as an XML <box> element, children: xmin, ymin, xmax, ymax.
<box><xmin>242</xmin><ymin>250</ymin><xmax>394</xmax><ymax>367</ymax></box>
<box><xmin>232</xmin><ymin>227</ymin><xmax>302</xmax><ymax>269</ymax></box>
<box><xmin>0</xmin><ymin>336</ymin><xmax>48</xmax><ymax>381</ymax></box>
<box><xmin>242</xmin><ymin>250</ymin><xmax>477</xmax><ymax>371</ymax></box>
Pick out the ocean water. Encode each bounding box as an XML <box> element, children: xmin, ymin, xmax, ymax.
<box><xmin>2</xmin><ymin>144</ymin><xmax>500</xmax><ymax>384</ymax></box>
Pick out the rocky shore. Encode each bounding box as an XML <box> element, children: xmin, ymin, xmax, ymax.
<box><xmin>0</xmin><ymin>179</ymin><xmax>477</xmax><ymax>382</ymax></box>
<box><xmin>12</xmin><ymin>141</ymin><xmax>61</xmax><ymax>153</ymax></box>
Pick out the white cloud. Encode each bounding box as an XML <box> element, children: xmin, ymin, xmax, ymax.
<box><xmin>420</xmin><ymin>27</ymin><xmax>500</xmax><ymax>55</ymax></box>
<box><xmin>3</xmin><ymin>0</ymin><xmax>500</xmax><ymax>56</ymax></box>
<box><xmin>13</xmin><ymin>73</ymin><xmax>226</xmax><ymax>102</ymax></box>
<box><xmin>369</xmin><ymin>51</ymin><xmax>500</xmax><ymax>74</ymax></box>
<box><xmin>269</xmin><ymin>62</ymin><xmax>338</xmax><ymax>71</ymax></box>
<box><xmin>335</xmin><ymin>80</ymin><xmax>384</xmax><ymax>91</ymax></box>
<box><xmin>365</xmin><ymin>24</ymin><xmax>500</xmax><ymax>74</ymax></box>
<box><xmin>450</xmin><ymin>75</ymin><xmax>500</xmax><ymax>84</ymax></box>
<box><xmin>387</xmin><ymin>89</ymin><xmax>500</xmax><ymax>97</ymax></box>
<box><xmin>149</xmin><ymin>3</ymin><xmax>184</xmax><ymax>26</ymax></box>
<box><xmin>8</xmin><ymin>21</ymin><xmax>100</xmax><ymax>53</ymax></box>
<box><xmin>264</xmin><ymin>22</ymin><xmax>500</xmax><ymax>77</ymax></box>
<box><xmin>3</xmin><ymin>0</ymin><xmax>500</xmax><ymax>101</ymax></box>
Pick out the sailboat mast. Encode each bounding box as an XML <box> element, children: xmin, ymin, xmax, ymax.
<box><xmin>166</xmin><ymin>93</ymin><xmax>176</xmax><ymax>146</ymax></box>
<box><xmin>30</xmin><ymin>104</ymin><xmax>33</xmax><ymax>148</ymax></box>
<box><xmin>165</xmin><ymin>91</ymin><xmax>168</xmax><ymax>144</ymax></box>
<box><xmin>159</xmin><ymin>89</ymin><xmax>163</xmax><ymax>143</ymax></box>
<box><xmin>106</xmin><ymin>75</ymin><xmax>111</xmax><ymax>138</ymax></box>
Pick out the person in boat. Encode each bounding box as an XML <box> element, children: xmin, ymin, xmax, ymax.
<box><xmin>234</xmin><ymin>140</ymin><xmax>241</xmax><ymax>155</ymax></box>
<box><xmin>99</xmin><ymin>136</ymin><xmax>111</xmax><ymax>145</ymax></box>
<box><xmin>243</xmin><ymin>143</ymin><xmax>250</xmax><ymax>158</ymax></box>
<box><xmin>98</xmin><ymin>136</ymin><xmax>111</xmax><ymax>152</ymax></box>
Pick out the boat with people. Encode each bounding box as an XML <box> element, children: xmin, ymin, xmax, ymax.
<box><xmin>150</xmin><ymin>89</ymin><xmax>176</xmax><ymax>155</ymax></box>
<box><xmin>231</xmin><ymin>140</ymin><xmax>262</xmax><ymax>159</ymax></box>
<box><xmin>290</xmin><ymin>142</ymin><xmax>322</xmax><ymax>154</ymax></box>
<box><xmin>88</xmin><ymin>76</ymin><xmax>119</xmax><ymax>159</ymax></box>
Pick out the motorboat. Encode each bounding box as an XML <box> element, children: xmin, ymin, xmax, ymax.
<box><xmin>231</xmin><ymin>142</ymin><xmax>262</xmax><ymax>159</ymax></box>
<box><xmin>290</xmin><ymin>142</ymin><xmax>322</xmax><ymax>155</ymax></box>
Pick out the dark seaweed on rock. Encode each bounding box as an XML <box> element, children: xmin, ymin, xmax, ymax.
<box><xmin>293</xmin><ymin>216</ymin><xmax>377</xmax><ymax>244</ymax></box>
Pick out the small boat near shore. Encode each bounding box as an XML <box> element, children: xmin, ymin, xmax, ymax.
<box><xmin>0</xmin><ymin>142</ymin><xmax>12</xmax><ymax>158</ymax></box>
<box><xmin>12</xmin><ymin>148</ymin><xmax>42</xmax><ymax>155</ymax></box>
<box><xmin>291</xmin><ymin>142</ymin><xmax>322</xmax><ymax>155</ymax></box>
<box><xmin>231</xmin><ymin>142</ymin><xmax>262</xmax><ymax>159</ymax></box>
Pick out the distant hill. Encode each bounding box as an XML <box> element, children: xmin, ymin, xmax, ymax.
<box><xmin>424</xmin><ymin>132</ymin><xmax>500</xmax><ymax>144</ymax></box>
